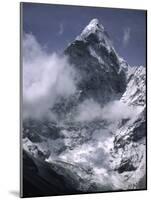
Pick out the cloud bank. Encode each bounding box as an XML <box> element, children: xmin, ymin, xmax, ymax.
<box><xmin>23</xmin><ymin>33</ymin><xmax>77</xmax><ymax>120</ymax></box>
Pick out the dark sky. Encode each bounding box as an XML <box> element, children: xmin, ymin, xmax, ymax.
<box><xmin>22</xmin><ymin>3</ymin><xmax>146</xmax><ymax>67</ymax></box>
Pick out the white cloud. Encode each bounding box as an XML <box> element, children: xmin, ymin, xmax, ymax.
<box><xmin>23</xmin><ymin>33</ymin><xmax>77</xmax><ymax>120</ymax></box>
<box><xmin>58</xmin><ymin>23</ymin><xmax>64</xmax><ymax>35</ymax></box>
<box><xmin>74</xmin><ymin>99</ymin><xmax>140</xmax><ymax>123</ymax></box>
<box><xmin>123</xmin><ymin>27</ymin><xmax>131</xmax><ymax>47</ymax></box>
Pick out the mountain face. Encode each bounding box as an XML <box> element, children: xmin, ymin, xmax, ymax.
<box><xmin>65</xmin><ymin>19</ymin><xmax>126</xmax><ymax>103</ymax></box>
<box><xmin>22</xmin><ymin>19</ymin><xmax>146</xmax><ymax>196</ymax></box>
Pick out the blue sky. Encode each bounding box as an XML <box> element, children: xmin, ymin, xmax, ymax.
<box><xmin>22</xmin><ymin>3</ymin><xmax>146</xmax><ymax>67</ymax></box>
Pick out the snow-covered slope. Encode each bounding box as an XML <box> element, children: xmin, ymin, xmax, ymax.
<box><xmin>110</xmin><ymin>65</ymin><xmax>146</xmax><ymax>189</ymax></box>
<box><xmin>121</xmin><ymin>66</ymin><xmax>146</xmax><ymax>106</ymax></box>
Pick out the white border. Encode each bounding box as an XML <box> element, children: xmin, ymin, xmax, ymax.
<box><xmin>0</xmin><ymin>0</ymin><xmax>150</xmax><ymax>199</ymax></box>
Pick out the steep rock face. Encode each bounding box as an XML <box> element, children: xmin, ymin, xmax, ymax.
<box><xmin>22</xmin><ymin>150</ymin><xmax>81</xmax><ymax>197</ymax></box>
<box><xmin>65</xmin><ymin>19</ymin><xmax>126</xmax><ymax>103</ymax></box>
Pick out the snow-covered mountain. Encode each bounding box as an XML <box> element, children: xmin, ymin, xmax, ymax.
<box><xmin>22</xmin><ymin>18</ymin><xmax>146</xmax><ymax>196</ymax></box>
<box><xmin>65</xmin><ymin>18</ymin><xmax>127</xmax><ymax>103</ymax></box>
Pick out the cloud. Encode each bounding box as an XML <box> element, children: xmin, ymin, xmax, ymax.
<box><xmin>74</xmin><ymin>99</ymin><xmax>102</xmax><ymax>122</ymax></box>
<box><xmin>58</xmin><ymin>23</ymin><xmax>64</xmax><ymax>35</ymax></box>
<box><xmin>123</xmin><ymin>27</ymin><xmax>131</xmax><ymax>47</ymax></box>
<box><xmin>23</xmin><ymin>33</ymin><xmax>77</xmax><ymax>120</ymax></box>
<box><xmin>74</xmin><ymin>99</ymin><xmax>140</xmax><ymax>123</ymax></box>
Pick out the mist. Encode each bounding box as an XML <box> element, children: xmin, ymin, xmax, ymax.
<box><xmin>74</xmin><ymin>98</ymin><xmax>141</xmax><ymax>123</ymax></box>
<box><xmin>23</xmin><ymin>33</ymin><xmax>77</xmax><ymax>120</ymax></box>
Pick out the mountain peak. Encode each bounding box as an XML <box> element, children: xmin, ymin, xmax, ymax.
<box><xmin>89</xmin><ymin>18</ymin><xmax>99</xmax><ymax>24</ymax></box>
<box><xmin>81</xmin><ymin>18</ymin><xmax>104</xmax><ymax>37</ymax></box>
<box><xmin>88</xmin><ymin>18</ymin><xmax>104</xmax><ymax>30</ymax></box>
